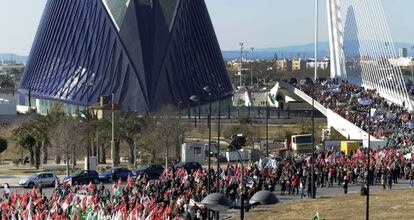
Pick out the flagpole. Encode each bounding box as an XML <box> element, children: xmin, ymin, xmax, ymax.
<box><xmin>366</xmin><ymin>107</ymin><xmax>370</xmax><ymax>220</ymax></box>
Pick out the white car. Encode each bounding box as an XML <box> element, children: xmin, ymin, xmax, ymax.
<box><xmin>18</xmin><ymin>172</ymin><xmax>59</xmax><ymax>188</ymax></box>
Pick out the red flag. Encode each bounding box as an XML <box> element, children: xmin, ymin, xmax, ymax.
<box><xmin>87</xmin><ymin>182</ymin><xmax>95</xmax><ymax>194</ymax></box>
<box><xmin>126</xmin><ymin>175</ymin><xmax>133</xmax><ymax>190</ymax></box>
<box><xmin>33</xmin><ymin>197</ymin><xmax>42</xmax><ymax>206</ymax></box>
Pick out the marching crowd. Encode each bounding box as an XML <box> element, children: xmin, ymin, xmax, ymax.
<box><xmin>0</xmin><ymin>147</ymin><xmax>412</xmax><ymax>220</ymax></box>
<box><xmin>0</xmin><ymin>81</ymin><xmax>414</xmax><ymax>219</ymax></box>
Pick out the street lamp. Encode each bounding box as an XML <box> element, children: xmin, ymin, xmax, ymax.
<box><xmin>217</xmin><ymin>85</ymin><xmax>223</xmax><ymax>189</ymax></box>
<box><xmin>111</xmin><ymin>92</ymin><xmax>116</xmax><ymax>168</ymax></box>
<box><xmin>228</xmin><ymin>134</ymin><xmax>247</xmax><ymax>220</ymax></box>
<box><xmin>239</xmin><ymin>42</ymin><xmax>244</xmax><ymax>89</ymax></box>
<box><xmin>178</xmin><ymin>100</ymin><xmax>183</xmax><ymax>120</ymax></box>
<box><xmin>250</xmin><ymin>47</ymin><xmax>254</xmax><ymax>87</ymax></box>
<box><xmin>84</xmin><ymin>82</ymin><xmax>94</xmax><ymax>171</ymax></box>
<box><xmin>201</xmin><ymin>193</ymin><xmax>233</xmax><ymax>212</ymax></box>
<box><xmin>189</xmin><ymin>95</ymin><xmax>200</xmax><ymax>127</ymax></box>
<box><xmin>203</xmin><ymin>86</ymin><xmax>212</xmax><ymax>194</ymax></box>
<box><xmin>357</xmin><ymin>97</ymin><xmax>373</xmax><ymax>220</ymax></box>
<box><xmin>266</xmin><ymin>92</ymin><xmax>269</xmax><ymax>157</ymax></box>
<box><xmin>201</xmin><ymin>133</ymin><xmax>279</xmax><ymax>220</ymax></box>
<box><xmin>249</xmin><ymin>190</ymin><xmax>279</xmax><ymax>205</ymax></box>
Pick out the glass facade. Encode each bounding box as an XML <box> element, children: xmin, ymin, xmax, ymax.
<box><xmin>159</xmin><ymin>0</ymin><xmax>178</xmax><ymax>28</ymax></box>
<box><xmin>102</xmin><ymin>0</ymin><xmax>130</xmax><ymax>30</ymax></box>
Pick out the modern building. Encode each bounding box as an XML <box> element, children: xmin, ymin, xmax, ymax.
<box><xmin>19</xmin><ymin>0</ymin><xmax>232</xmax><ymax>114</ymax></box>
<box><xmin>399</xmin><ymin>48</ymin><xmax>408</xmax><ymax>58</ymax></box>
<box><xmin>292</xmin><ymin>58</ymin><xmax>306</xmax><ymax>71</ymax></box>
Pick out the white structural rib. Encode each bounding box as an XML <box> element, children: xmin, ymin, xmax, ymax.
<box><xmin>327</xmin><ymin>0</ymin><xmax>412</xmax><ymax>110</ymax></box>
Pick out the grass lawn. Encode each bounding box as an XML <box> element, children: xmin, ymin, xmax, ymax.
<box><xmin>233</xmin><ymin>189</ymin><xmax>414</xmax><ymax>220</ymax></box>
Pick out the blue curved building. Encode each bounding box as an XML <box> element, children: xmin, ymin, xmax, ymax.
<box><xmin>19</xmin><ymin>0</ymin><xmax>232</xmax><ymax>113</ymax></box>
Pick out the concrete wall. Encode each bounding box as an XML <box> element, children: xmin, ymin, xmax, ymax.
<box><xmin>326</xmin><ymin>109</ymin><xmax>385</xmax><ymax>148</ymax></box>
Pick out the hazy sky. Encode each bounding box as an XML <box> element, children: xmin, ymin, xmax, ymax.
<box><xmin>0</xmin><ymin>0</ymin><xmax>413</xmax><ymax>55</ymax></box>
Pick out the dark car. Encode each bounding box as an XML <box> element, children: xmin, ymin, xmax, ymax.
<box><xmin>99</xmin><ymin>168</ymin><xmax>132</xmax><ymax>183</ymax></box>
<box><xmin>132</xmin><ymin>165</ymin><xmax>164</xmax><ymax>180</ymax></box>
<box><xmin>174</xmin><ymin>162</ymin><xmax>202</xmax><ymax>173</ymax></box>
<box><xmin>288</xmin><ymin>77</ymin><xmax>298</xmax><ymax>85</ymax></box>
<box><xmin>64</xmin><ymin>170</ymin><xmax>99</xmax><ymax>185</ymax></box>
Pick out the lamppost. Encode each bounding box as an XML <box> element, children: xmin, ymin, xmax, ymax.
<box><xmin>178</xmin><ymin>100</ymin><xmax>183</xmax><ymax>120</ymax></box>
<box><xmin>311</xmin><ymin>0</ymin><xmax>318</xmax><ymax>197</ymax></box>
<box><xmin>201</xmin><ymin>134</ymin><xmax>279</xmax><ymax>220</ymax></box>
<box><xmin>357</xmin><ymin>98</ymin><xmax>373</xmax><ymax>220</ymax></box>
<box><xmin>217</xmin><ymin>96</ymin><xmax>221</xmax><ymax>188</ymax></box>
<box><xmin>189</xmin><ymin>95</ymin><xmax>200</xmax><ymax>127</ymax></box>
<box><xmin>203</xmin><ymin>86</ymin><xmax>212</xmax><ymax>194</ymax></box>
<box><xmin>411</xmin><ymin>46</ymin><xmax>414</xmax><ymax>77</ymax></box>
<box><xmin>250</xmin><ymin>47</ymin><xmax>254</xmax><ymax>87</ymax></box>
<box><xmin>239</xmin><ymin>42</ymin><xmax>244</xmax><ymax>89</ymax></box>
<box><xmin>266</xmin><ymin>92</ymin><xmax>269</xmax><ymax>157</ymax></box>
<box><xmin>84</xmin><ymin>82</ymin><xmax>94</xmax><ymax>170</ymax></box>
<box><xmin>229</xmin><ymin>134</ymin><xmax>246</xmax><ymax>220</ymax></box>
<box><xmin>111</xmin><ymin>92</ymin><xmax>116</xmax><ymax>168</ymax></box>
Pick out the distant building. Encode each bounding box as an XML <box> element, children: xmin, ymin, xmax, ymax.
<box><xmin>399</xmin><ymin>48</ymin><xmax>408</xmax><ymax>58</ymax></box>
<box><xmin>388</xmin><ymin>57</ymin><xmax>413</xmax><ymax>67</ymax></box>
<box><xmin>0</xmin><ymin>94</ymin><xmax>17</xmax><ymax>127</ymax></box>
<box><xmin>275</xmin><ymin>59</ymin><xmax>292</xmax><ymax>72</ymax></box>
<box><xmin>292</xmin><ymin>58</ymin><xmax>306</xmax><ymax>71</ymax></box>
<box><xmin>306</xmin><ymin>58</ymin><xmax>330</xmax><ymax>70</ymax></box>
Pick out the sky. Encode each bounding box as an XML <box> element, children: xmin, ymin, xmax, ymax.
<box><xmin>0</xmin><ymin>0</ymin><xmax>413</xmax><ymax>55</ymax></box>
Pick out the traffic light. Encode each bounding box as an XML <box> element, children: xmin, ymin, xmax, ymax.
<box><xmin>228</xmin><ymin>134</ymin><xmax>246</xmax><ymax>151</ymax></box>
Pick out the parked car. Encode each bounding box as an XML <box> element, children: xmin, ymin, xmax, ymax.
<box><xmin>132</xmin><ymin>165</ymin><xmax>164</xmax><ymax>180</ymax></box>
<box><xmin>288</xmin><ymin>77</ymin><xmax>298</xmax><ymax>85</ymax></box>
<box><xmin>99</xmin><ymin>168</ymin><xmax>132</xmax><ymax>183</ymax></box>
<box><xmin>18</xmin><ymin>172</ymin><xmax>59</xmax><ymax>188</ymax></box>
<box><xmin>64</xmin><ymin>170</ymin><xmax>99</xmax><ymax>185</ymax></box>
<box><xmin>174</xmin><ymin>162</ymin><xmax>202</xmax><ymax>173</ymax></box>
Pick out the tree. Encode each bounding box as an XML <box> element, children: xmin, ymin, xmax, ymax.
<box><xmin>140</xmin><ymin>105</ymin><xmax>184</xmax><ymax>167</ymax></box>
<box><xmin>49</xmin><ymin>116</ymin><xmax>85</xmax><ymax>175</ymax></box>
<box><xmin>298</xmin><ymin>118</ymin><xmax>312</xmax><ymax>134</ymax></box>
<box><xmin>236</xmin><ymin>114</ymin><xmax>251</xmax><ymax>125</ymax></box>
<box><xmin>12</xmin><ymin>123</ymin><xmax>36</xmax><ymax>165</ymax></box>
<box><xmin>117</xmin><ymin>112</ymin><xmax>145</xmax><ymax>165</ymax></box>
<box><xmin>0</xmin><ymin>138</ymin><xmax>7</xmax><ymax>163</ymax></box>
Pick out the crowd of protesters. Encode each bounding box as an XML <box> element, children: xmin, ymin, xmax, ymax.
<box><xmin>0</xmin><ymin>81</ymin><xmax>414</xmax><ymax>219</ymax></box>
<box><xmin>0</xmin><ymin>147</ymin><xmax>412</xmax><ymax>220</ymax></box>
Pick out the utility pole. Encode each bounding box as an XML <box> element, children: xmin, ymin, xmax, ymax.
<box><xmin>111</xmin><ymin>92</ymin><xmax>115</xmax><ymax>168</ymax></box>
<box><xmin>239</xmin><ymin>42</ymin><xmax>244</xmax><ymax>89</ymax></box>
<box><xmin>250</xmin><ymin>47</ymin><xmax>254</xmax><ymax>87</ymax></box>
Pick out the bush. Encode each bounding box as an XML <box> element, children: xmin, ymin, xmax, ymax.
<box><xmin>237</xmin><ymin>115</ymin><xmax>251</xmax><ymax>125</ymax></box>
<box><xmin>0</xmin><ymin>138</ymin><xmax>7</xmax><ymax>154</ymax></box>
<box><xmin>12</xmin><ymin>159</ymin><xmax>20</xmax><ymax>166</ymax></box>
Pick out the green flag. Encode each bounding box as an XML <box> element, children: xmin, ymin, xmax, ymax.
<box><xmin>312</xmin><ymin>212</ymin><xmax>320</xmax><ymax>220</ymax></box>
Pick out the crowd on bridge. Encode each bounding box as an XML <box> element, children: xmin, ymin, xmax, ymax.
<box><xmin>298</xmin><ymin>80</ymin><xmax>414</xmax><ymax>154</ymax></box>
